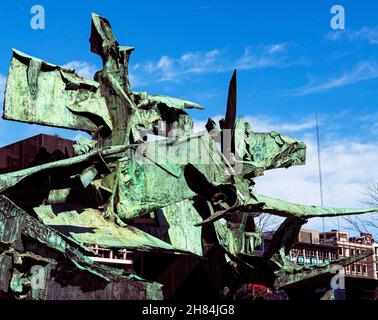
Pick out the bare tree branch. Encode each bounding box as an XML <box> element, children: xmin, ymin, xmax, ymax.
<box><xmin>255</xmin><ymin>213</ymin><xmax>282</xmax><ymax>232</ymax></box>
<box><xmin>343</xmin><ymin>180</ymin><xmax>378</xmax><ymax>236</ymax></box>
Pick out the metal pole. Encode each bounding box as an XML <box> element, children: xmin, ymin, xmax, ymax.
<box><xmin>316</xmin><ymin>113</ymin><xmax>325</xmax><ymax>232</ymax></box>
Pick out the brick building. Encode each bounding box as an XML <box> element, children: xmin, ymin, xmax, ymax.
<box><xmin>257</xmin><ymin>228</ymin><xmax>378</xmax><ymax>280</ymax></box>
<box><xmin>256</xmin><ymin>229</ymin><xmax>338</xmax><ymax>266</ymax></box>
<box><xmin>320</xmin><ymin>230</ymin><xmax>378</xmax><ymax>280</ymax></box>
<box><xmin>0</xmin><ymin>134</ymin><xmax>74</xmax><ymax>173</ymax></box>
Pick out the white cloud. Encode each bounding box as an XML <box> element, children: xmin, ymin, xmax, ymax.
<box><xmin>193</xmin><ymin>115</ymin><xmax>316</xmax><ymax>134</ymax></box>
<box><xmin>254</xmin><ymin>134</ymin><xmax>378</xmax><ymax>233</ymax></box>
<box><xmin>269</xmin><ymin>43</ymin><xmax>286</xmax><ymax>53</ymax></box>
<box><xmin>132</xmin><ymin>49</ymin><xmax>225</xmax><ymax>84</ymax></box>
<box><xmin>59</xmin><ymin>44</ymin><xmax>299</xmax><ymax>88</ymax></box>
<box><xmin>130</xmin><ymin>43</ymin><xmax>297</xmax><ymax>87</ymax></box>
<box><xmin>194</xmin><ymin>114</ymin><xmax>378</xmax><ymax>235</ymax></box>
<box><xmin>236</xmin><ymin>44</ymin><xmax>288</xmax><ymax>70</ymax></box>
<box><xmin>255</xmin><ymin>137</ymin><xmax>378</xmax><ymax>205</ymax></box>
<box><xmin>325</xmin><ymin>26</ymin><xmax>378</xmax><ymax>45</ymax></box>
<box><xmin>290</xmin><ymin>61</ymin><xmax>378</xmax><ymax>96</ymax></box>
<box><xmin>62</xmin><ymin>61</ymin><xmax>99</xmax><ymax>80</ymax></box>
<box><xmin>359</xmin><ymin>113</ymin><xmax>378</xmax><ymax>136</ymax></box>
<box><xmin>243</xmin><ymin>115</ymin><xmax>316</xmax><ymax>133</ymax></box>
<box><xmin>193</xmin><ymin>115</ymin><xmax>222</xmax><ymax>133</ymax></box>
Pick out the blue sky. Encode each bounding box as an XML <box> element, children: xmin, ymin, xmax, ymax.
<box><xmin>0</xmin><ymin>1</ymin><xmax>378</xmax><ymax>234</ymax></box>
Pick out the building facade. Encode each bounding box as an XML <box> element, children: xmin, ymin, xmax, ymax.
<box><xmin>320</xmin><ymin>230</ymin><xmax>378</xmax><ymax>280</ymax></box>
<box><xmin>256</xmin><ymin>229</ymin><xmax>338</xmax><ymax>266</ymax></box>
<box><xmin>257</xmin><ymin>228</ymin><xmax>377</xmax><ymax>280</ymax></box>
<box><xmin>0</xmin><ymin>134</ymin><xmax>74</xmax><ymax>173</ymax></box>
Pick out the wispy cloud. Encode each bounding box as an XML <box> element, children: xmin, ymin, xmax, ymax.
<box><xmin>359</xmin><ymin>112</ymin><xmax>378</xmax><ymax>136</ymax></box>
<box><xmin>243</xmin><ymin>115</ymin><xmax>316</xmax><ymax>133</ymax></box>
<box><xmin>130</xmin><ymin>43</ymin><xmax>301</xmax><ymax>87</ymax></box>
<box><xmin>290</xmin><ymin>61</ymin><xmax>378</xmax><ymax>96</ymax></box>
<box><xmin>253</xmin><ymin>128</ymin><xmax>378</xmax><ymax>235</ymax></box>
<box><xmin>325</xmin><ymin>26</ymin><xmax>378</xmax><ymax>45</ymax></box>
<box><xmin>194</xmin><ymin>114</ymin><xmax>316</xmax><ymax>135</ymax></box>
<box><xmin>194</xmin><ymin>113</ymin><xmax>378</xmax><ymax>234</ymax></box>
<box><xmin>59</xmin><ymin>44</ymin><xmax>301</xmax><ymax>88</ymax></box>
<box><xmin>133</xmin><ymin>49</ymin><xmax>225</xmax><ymax>83</ymax></box>
<box><xmin>62</xmin><ymin>61</ymin><xmax>99</xmax><ymax>80</ymax></box>
<box><xmin>236</xmin><ymin>44</ymin><xmax>288</xmax><ymax>70</ymax></box>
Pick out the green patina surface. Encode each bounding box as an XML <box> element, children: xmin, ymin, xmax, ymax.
<box><xmin>163</xmin><ymin>200</ymin><xmax>203</xmax><ymax>255</ymax></box>
<box><xmin>0</xmin><ymin>12</ymin><xmax>377</xmax><ymax>300</ymax></box>
<box><xmin>33</xmin><ymin>203</ymin><xmax>188</xmax><ymax>253</ymax></box>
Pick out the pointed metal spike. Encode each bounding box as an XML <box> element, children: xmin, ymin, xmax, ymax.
<box><xmin>252</xmin><ymin>193</ymin><xmax>378</xmax><ymax>219</ymax></box>
<box><xmin>224</xmin><ymin>69</ymin><xmax>237</xmax><ymax>131</ymax></box>
<box><xmin>222</xmin><ymin>70</ymin><xmax>237</xmax><ymax>159</ymax></box>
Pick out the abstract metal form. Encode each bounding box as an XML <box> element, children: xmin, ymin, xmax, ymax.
<box><xmin>0</xmin><ymin>13</ymin><xmax>376</xmax><ymax>300</ymax></box>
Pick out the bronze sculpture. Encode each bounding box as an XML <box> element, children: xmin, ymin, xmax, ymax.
<box><xmin>0</xmin><ymin>13</ymin><xmax>376</xmax><ymax>300</ymax></box>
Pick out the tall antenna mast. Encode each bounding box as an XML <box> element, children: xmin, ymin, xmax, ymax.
<box><xmin>316</xmin><ymin>113</ymin><xmax>325</xmax><ymax>232</ymax></box>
